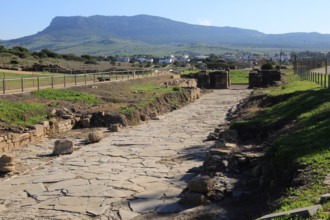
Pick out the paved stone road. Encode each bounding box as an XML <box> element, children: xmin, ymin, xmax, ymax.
<box><xmin>0</xmin><ymin>88</ymin><xmax>250</xmax><ymax>219</ymax></box>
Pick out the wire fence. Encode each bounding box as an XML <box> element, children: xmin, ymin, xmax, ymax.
<box><xmin>295</xmin><ymin>57</ymin><xmax>330</xmax><ymax>88</ymax></box>
<box><xmin>0</xmin><ymin>69</ymin><xmax>166</xmax><ymax>95</ymax></box>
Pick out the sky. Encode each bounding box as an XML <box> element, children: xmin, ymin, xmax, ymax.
<box><xmin>1</xmin><ymin>0</ymin><xmax>330</xmax><ymax>40</ymax></box>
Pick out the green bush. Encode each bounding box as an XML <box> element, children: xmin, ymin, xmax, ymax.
<box><xmin>261</xmin><ymin>63</ymin><xmax>273</xmax><ymax>70</ymax></box>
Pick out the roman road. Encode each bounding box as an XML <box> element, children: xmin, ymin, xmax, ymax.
<box><xmin>0</xmin><ymin>87</ymin><xmax>250</xmax><ymax>219</ymax></box>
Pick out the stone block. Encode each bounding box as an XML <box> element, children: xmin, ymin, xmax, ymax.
<box><xmin>0</xmin><ymin>155</ymin><xmax>15</xmax><ymax>173</ymax></box>
<box><xmin>188</xmin><ymin>176</ymin><xmax>214</xmax><ymax>193</ymax></box>
<box><xmin>88</xmin><ymin>131</ymin><xmax>104</xmax><ymax>143</ymax></box>
<box><xmin>259</xmin><ymin>205</ymin><xmax>322</xmax><ymax>220</ymax></box>
<box><xmin>320</xmin><ymin>193</ymin><xmax>330</xmax><ymax>204</ymax></box>
<box><xmin>53</xmin><ymin>139</ymin><xmax>74</xmax><ymax>155</ymax></box>
<box><xmin>19</xmin><ymin>133</ymin><xmax>30</xmax><ymax>142</ymax></box>
<box><xmin>180</xmin><ymin>192</ymin><xmax>206</xmax><ymax>206</ymax></box>
<box><xmin>11</xmin><ymin>133</ymin><xmax>21</xmax><ymax>143</ymax></box>
<box><xmin>171</xmin><ymin>74</ymin><xmax>181</xmax><ymax>79</ymax></box>
<box><xmin>109</xmin><ymin>124</ymin><xmax>121</xmax><ymax>132</ymax></box>
<box><xmin>81</xmin><ymin>118</ymin><xmax>90</xmax><ymax>128</ymax></box>
<box><xmin>34</xmin><ymin>124</ymin><xmax>45</xmax><ymax>137</ymax></box>
<box><xmin>208</xmin><ymin>148</ymin><xmax>231</xmax><ymax>157</ymax></box>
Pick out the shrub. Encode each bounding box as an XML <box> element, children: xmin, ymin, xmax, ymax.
<box><xmin>261</xmin><ymin>63</ymin><xmax>273</xmax><ymax>70</ymax></box>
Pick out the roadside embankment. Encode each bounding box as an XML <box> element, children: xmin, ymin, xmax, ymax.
<box><xmin>202</xmin><ymin>75</ymin><xmax>330</xmax><ymax>219</ymax></box>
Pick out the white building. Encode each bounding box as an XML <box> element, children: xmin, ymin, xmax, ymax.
<box><xmin>117</xmin><ymin>57</ymin><xmax>130</xmax><ymax>63</ymax></box>
<box><xmin>159</xmin><ymin>58</ymin><xmax>174</xmax><ymax>64</ymax></box>
<box><xmin>137</xmin><ymin>58</ymin><xmax>154</xmax><ymax>63</ymax></box>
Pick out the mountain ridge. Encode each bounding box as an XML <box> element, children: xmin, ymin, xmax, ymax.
<box><xmin>2</xmin><ymin>14</ymin><xmax>330</xmax><ymax>55</ymax></box>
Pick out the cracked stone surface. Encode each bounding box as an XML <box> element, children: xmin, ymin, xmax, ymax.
<box><xmin>0</xmin><ymin>88</ymin><xmax>250</xmax><ymax>219</ymax></box>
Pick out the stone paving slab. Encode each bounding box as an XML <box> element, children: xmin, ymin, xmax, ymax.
<box><xmin>259</xmin><ymin>205</ymin><xmax>322</xmax><ymax>220</ymax></box>
<box><xmin>0</xmin><ymin>89</ymin><xmax>251</xmax><ymax>219</ymax></box>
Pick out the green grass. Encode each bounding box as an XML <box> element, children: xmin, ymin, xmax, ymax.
<box><xmin>0</xmin><ymin>100</ymin><xmax>46</xmax><ymax>126</ymax></box>
<box><xmin>32</xmin><ymin>89</ymin><xmax>103</xmax><ymax>105</ymax></box>
<box><xmin>230</xmin><ymin>69</ymin><xmax>249</xmax><ymax>84</ymax></box>
<box><xmin>129</xmin><ymin>83</ymin><xmax>175</xmax><ymax>106</ymax></box>
<box><xmin>232</xmin><ymin>75</ymin><xmax>330</xmax><ymax>218</ymax></box>
<box><xmin>119</xmin><ymin>106</ymin><xmax>136</xmax><ymax>121</ymax></box>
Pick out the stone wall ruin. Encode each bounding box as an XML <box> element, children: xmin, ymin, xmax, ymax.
<box><xmin>183</xmin><ymin>70</ymin><xmax>230</xmax><ymax>89</ymax></box>
<box><xmin>249</xmin><ymin>70</ymin><xmax>281</xmax><ymax>88</ymax></box>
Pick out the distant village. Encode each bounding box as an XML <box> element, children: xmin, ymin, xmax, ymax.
<box><xmin>115</xmin><ymin>52</ymin><xmax>292</xmax><ymax>69</ymax></box>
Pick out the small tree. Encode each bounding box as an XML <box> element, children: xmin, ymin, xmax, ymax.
<box><xmin>261</xmin><ymin>62</ymin><xmax>273</xmax><ymax>70</ymax></box>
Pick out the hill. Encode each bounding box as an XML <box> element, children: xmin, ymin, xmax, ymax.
<box><xmin>2</xmin><ymin>15</ymin><xmax>330</xmax><ymax>55</ymax></box>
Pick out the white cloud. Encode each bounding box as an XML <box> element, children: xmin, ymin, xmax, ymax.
<box><xmin>198</xmin><ymin>19</ymin><xmax>212</xmax><ymax>26</ymax></box>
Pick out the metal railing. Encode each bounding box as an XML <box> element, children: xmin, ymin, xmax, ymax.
<box><xmin>0</xmin><ymin>69</ymin><xmax>166</xmax><ymax>95</ymax></box>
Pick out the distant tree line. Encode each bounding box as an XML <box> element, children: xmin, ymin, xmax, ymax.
<box><xmin>0</xmin><ymin>45</ymin><xmax>118</xmax><ymax>65</ymax></box>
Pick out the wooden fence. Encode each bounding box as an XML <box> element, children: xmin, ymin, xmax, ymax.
<box><xmin>295</xmin><ymin>57</ymin><xmax>330</xmax><ymax>88</ymax></box>
<box><xmin>0</xmin><ymin>69</ymin><xmax>164</xmax><ymax>95</ymax></box>
<box><xmin>298</xmin><ymin>70</ymin><xmax>330</xmax><ymax>88</ymax></box>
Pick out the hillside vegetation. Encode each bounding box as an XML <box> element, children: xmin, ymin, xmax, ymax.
<box><xmin>232</xmin><ymin>72</ymin><xmax>330</xmax><ymax>218</ymax></box>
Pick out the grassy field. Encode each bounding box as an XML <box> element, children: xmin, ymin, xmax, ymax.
<box><xmin>232</xmin><ymin>71</ymin><xmax>330</xmax><ymax>218</ymax></box>
<box><xmin>230</xmin><ymin>69</ymin><xmax>249</xmax><ymax>84</ymax></box>
<box><xmin>32</xmin><ymin>89</ymin><xmax>103</xmax><ymax>105</ymax></box>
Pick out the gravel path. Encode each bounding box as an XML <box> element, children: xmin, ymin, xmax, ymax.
<box><xmin>0</xmin><ymin>88</ymin><xmax>250</xmax><ymax>219</ymax></box>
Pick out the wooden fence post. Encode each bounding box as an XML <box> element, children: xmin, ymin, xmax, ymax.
<box><xmin>64</xmin><ymin>75</ymin><xmax>66</xmax><ymax>88</ymax></box>
<box><xmin>85</xmin><ymin>74</ymin><xmax>87</xmax><ymax>85</ymax></box>
<box><xmin>321</xmin><ymin>73</ymin><xmax>323</xmax><ymax>86</ymax></box>
<box><xmin>325</xmin><ymin>74</ymin><xmax>327</xmax><ymax>88</ymax></box>
<box><xmin>2</xmin><ymin>79</ymin><xmax>5</xmax><ymax>94</ymax></box>
<box><xmin>21</xmin><ymin>78</ymin><xmax>24</xmax><ymax>92</ymax></box>
<box><xmin>37</xmin><ymin>77</ymin><xmax>40</xmax><ymax>90</ymax></box>
<box><xmin>326</xmin><ymin>58</ymin><xmax>328</xmax><ymax>74</ymax></box>
<box><xmin>51</xmin><ymin>76</ymin><xmax>54</xmax><ymax>89</ymax></box>
<box><xmin>74</xmin><ymin>74</ymin><xmax>77</xmax><ymax>85</ymax></box>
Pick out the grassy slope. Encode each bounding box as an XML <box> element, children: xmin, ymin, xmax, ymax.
<box><xmin>119</xmin><ymin>84</ymin><xmax>178</xmax><ymax>120</ymax></box>
<box><xmin>0</xmin><ymin>89</ymin><xmax>103</xmax><ymax>126</ymax></box>
<box><xmin>0</xmin><ymin>101</ymin><xmax>46</xmax><ymax>126</ymax></box>
<box><xmin>233</xmin><ymin>72</ymin><xmax>330</xmax><ymax>218</ymax></box>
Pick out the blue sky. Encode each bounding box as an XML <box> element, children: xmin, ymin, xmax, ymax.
<box><xmin>1</xmin><ymin>0</ymin><xmax>329</xmax><ymax>40</ymax></box>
